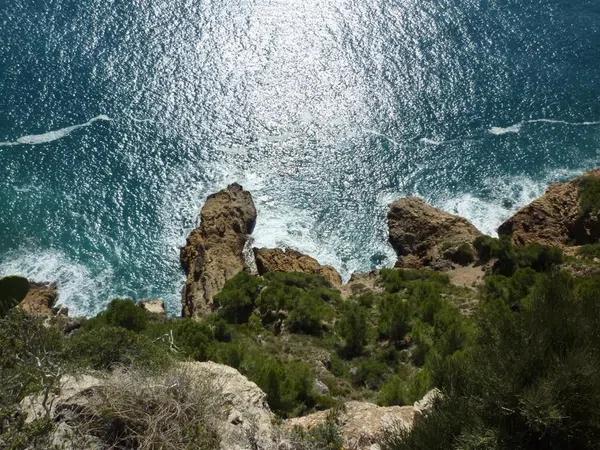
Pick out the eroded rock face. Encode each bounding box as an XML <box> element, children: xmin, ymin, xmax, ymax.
<box><xmin>181</xmin><ymin>183</ymin><xmax>257</xmax><ymax>317</ymax></box>
<box><xmin>387</xmin><ymin>197</ymin><xmax>482</xmax><ymax>268</ymax></box>
<box><xmin>285</xmin><ymin>401</ymin><xmax>415</xmax><ymax>450</ymax></box>
<box><xmin>139</xmin><ymin>299</ymin><xmax>166</xmax><ymax>316</ymax></box>
<box><xmin>498</xmin><ymin>169</ymin><xmax>600</xmax><ymax>247</ymax></box>
<box><xmin>183</xmin><ymin>361</ymin><xmax>279</xmax><ymax>450</ymax></box>
<box><xmin>254</xmin><ymin>247</ymin><xmax>342</xmax><ymax>287</ymax></box>
<box><xmin>21</xmin><ymin>362</ymin><xmax>279</xmax><ymax>450</ymax></box>
<box><xmin>19</xmin><ymin>282</ymin><xmax>62</xmax><ymax>317</ymax></box>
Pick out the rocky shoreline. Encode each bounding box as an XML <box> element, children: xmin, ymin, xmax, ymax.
<box><xmin>4</xmin><ymin>169</ymin><xmax>600</xmax><ymax>450</ymax></box>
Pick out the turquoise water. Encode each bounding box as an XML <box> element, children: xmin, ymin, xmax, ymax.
<box><xmin>1</xmin><ymin>0</ymin><xmax>599</xmax><ymax>315</ymax></box>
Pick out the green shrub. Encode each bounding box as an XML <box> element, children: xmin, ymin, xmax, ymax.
<box><xmin>0</xmin><ymin>276</ymin><xmax>30</xmax><ymax>317</ymax></box>
<box><xmin>337</xmin><ymin>302</ymin><xmax>368</xmax><ymax>358</ymax></box>
<box><xmin>378</xmin><ymin>369</ymin><xmax>431</xmax><ymax>406</ymax></box>
<box><xmin>290</xmin><ymin>408</ymin><xmax>343</xmax><ymax>450</ymax></box>
<box><xmin>170</xmin><ymin>319</ymin><xmax>213</xmax><ymax>361</ymax></box>
<box><xmin>386</xmin><ymin>271</ymin><xmax>600</xmax><ymax>449</ymax></box>
<box><xmin>444</xmin><ymin>242</ymin><xmax>476</xmax><ymax>265</ymax></box>
<box><xmin>578</xmin><ymin>243</ymin><xmax>600</xmax><ymax>259</ymax></box>
<box><xmin>473</xmin><ymin>235</ymin><xmax>503</xmax><ymax>263</ymax></box>
<box><xmin>378</xmin><ymin>294</ymin><xmax>411</xmax><ymax>344</ymax></box>
<box><xmin>214</xmin><ymin>272</ymin><xmax>263</xmax><ymax>324</ymax></box>
<box><xmin>102</xmin><ymin>298</ymin><xmax>149</xmax><ymax>332</ymax></box>
<box><xmin>579</xmin><ymin>175</ymin><xmax>600</xmax><ymax>216</ymax></box>
<box><xmin>287</xmin><ymin>293</ymin><xmax>329</xmax><ymax>336</ymax></box>
<box><xmin>352</xmin><ymin>359</ymin><xmax>389</xmax><ymax>389</ymax></box>
<box><xmin>380</xmin><ymin>269</ymin><xmax>449</xmax><ymax>294</ymax></box>
<box><xmin>242</xmin><ymin>352</ymin><xmax>317</xmax><ymax>417</ymax></box>
<box><xmin>66</xmin><ymin>326</ymin><xmax>171</xmax><ymax>370</ymax></box>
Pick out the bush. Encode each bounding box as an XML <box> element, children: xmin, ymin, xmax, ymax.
<box><xmin>0</xmin><ymin>276</ymin><xmax>30</xmax><ymax>317</ymax></box>
<box><xmin>380</xmin><ymin>269</ymin><xmax>449</xmax><ymax>294</ymax></box>
<box><xmin>214</xmin><ymin>272</ymin><xmax>263</xmax><ymax>324</ymax></box>
<box><xmin>386</xmin><ymin>271</ymin><xmax>600</xmax><ymax>449</ymax></box>
<box><xmin>378</xmin><ymin>294</ymin><xmax>411</xmax><ymax>344</ymax></box>
<box><xmin>102</xmin><ymin>298</ymin><xmax>149</xmax><ymax>332</ymax></box>
<box><xmin>66</xmin><ymin>326</ymin><xmax>171</xmax><ymax>370</ymax></box>
<box><xmin>578</xmin><ymin>243</ymin><xmax>600</xmax><ymax>259</ymax></box>
<box><xmin>170</xmin><ymin>319</ymin><xmax>213</xmax><ymax>361</ymax></box>
<box><xmin>352</xmin><ymin>359</ymin><xmax>389</xmax><ymax>389</ymax></box>
<box><xmin>579</xmin><ymin>175</ymin><xmax>600</xmax><ymax>216</ymax></box>
<box><xmin>337</xmin><ymin>302</ymin><xmax>368</xmax><ymax>358</ymax></box>
<box><xmin>378</xmin><ymin>369</ymin><xmax>431</xmax><ymax>406</ymax></box>
<box><xmin>444</xmin><ymin>242</ymin><xmax>476</xmax><ymax>265</ymax></box>
<box><xmin>289</xmin><ymin>408</ymin><xmax>344</xmax><ymax>450</ymax></box>
<box><xmin>242</xmin><ymin>352</ymin><xmax>317</xmax><ymax>417</ymax></box>
<box><xmin>287</xmin><ymin>293</ymin><xmax>329</xmax><ymax>336</ymax></box>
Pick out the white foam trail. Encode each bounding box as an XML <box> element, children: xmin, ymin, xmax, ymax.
<box><xmin>363</xmin><ymin>129</ymin><xmax>402</xmax><ymax>146</ymax></box>
<box><xmin>0</xmin><ymin>248</ymin><xmax>114</xmax><ymax>316</ymax></box>
<box><xmin>0</xmin><ymin>115</ymin><xmax>112</xmax><ymax>147</ymax></box>
<box><xmin>489</xmin><ymin>118</ymin><xmax>600</xmax><ymax>135</ymax></box>
<box><xmin>489</xmin><ymin>124</ymin><xmax>522</xmax><ymax>135</ymax></box>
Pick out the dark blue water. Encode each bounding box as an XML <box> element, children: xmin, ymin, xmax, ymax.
<box><xmin>1</xmin><ymin>0</ymin><xmax>599</xmax><ymax>314</ymax></box>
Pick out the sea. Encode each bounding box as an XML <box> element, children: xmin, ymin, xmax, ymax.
<box><xmin>1</xmin><ymin>0</ymin><xmax>599</xmax><ymax>315</ymax></box>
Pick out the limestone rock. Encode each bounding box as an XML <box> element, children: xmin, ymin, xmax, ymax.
<box><xmin>182</xmin><ymin>361</ymin><xmax>279</xmax><ymax>450</ymax></box>
<box><xmin>498</xmin><ymin>169</ymin><xmax>600</xmax><ymax>247</ymax></box>
<box><xmin>285</xmin><ymin>401</ymin><xmax>415</xmax><ymax>450</ymax></box>
<box><xmin>139</xmin><ymin>299</ymin><xmax>166</xmax><ymax>316</ymax></box>
<box><xmin>387</xmin><ymin>197</ymin><xmax>482</xmax><ymax>268</ymax></box>
<box><xmin>19</xmin><ymin>282</ymin><xmax>62</xmax><ymax>317</ymax></box>
<box><xmin>254</xmin><ymin>247</ymin><xmax>342</xmax><ymax>287</ymax></box>
<box><xmin>181</xmin><ymin>183</ymin><xmax>257</xmax><ymax>317</ymax></box>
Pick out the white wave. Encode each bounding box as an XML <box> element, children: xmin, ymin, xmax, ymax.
<box><xmin>0</xmin><ymin>249</ymin><xmax>114</xmax><ymax>317</ymax></box>
<box><xmin>489</xmin><ymin>118</ymin><xmax>600</xmax><ymax>136</ymax></box>
<box><xmin>489</xmin><ymin>124</ymin><xmax>522</xmax><ymax>135</ymax></box>
<box><xmin>0</xmin><ymin>115</ymin><xmax>112</xmax><ymax>147</ymax></box>
<box><xmin>436</xmin><ymin>166</ymin><xmax>593</xmax><ymax>236</ymax></box>
<box><xmin>419</xmin><ymin>137</ymin><xmax>444</xmax><ymax>145</ymax></box>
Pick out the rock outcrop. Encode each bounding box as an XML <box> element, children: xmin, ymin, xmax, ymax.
<box><xmin>181</xmin><ymin>183</ymin><xmax>257</xmax><ymax>317</ymax></box>
<box><xmin>285</xmin><ymin>401</ymin><xmax>416</xmax><ymax>450</ymax></box>
<box><xmin>21</xmin><ymin>362</ymin><xmax>279</xmax><ymax>450</ymax></box>
<box><xmin>254</xmin><ymin>247</ymin><xmax>342</xmax><ymax>287</ymax></box>
<box><xmin>498</xmin><ymin>169</ymin><xmax>600</xmax><ymax>247</ymax></box>
<box><xmin>19</xmin><ymin>282</ymin><xmax>61</xmax><ymax>317</ymax></box>
<box><xmin>388</xmin><ymin>197</ymin><xmax>482</xmax><ymax>268</ymax></box>
<box><xmin>183</xmin><ymin>361</ymin><xmax>278</xmax><ymax>450</ymax></box>
<box><xmin>139</xmin><ymin>299</ymin><xmax>166</xmax><ymax>316</ymax></box>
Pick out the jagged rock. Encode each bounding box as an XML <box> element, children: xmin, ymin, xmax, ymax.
<box><xmin>21</xmin><ymin>363</ymin><xmax>279</xmax><ymax>450</ymax></box>
<box><xmin>19</xmin><ymin>282</ymin><xmax>62</xmax><ymax>317</ymax></box>
<box><xmin>183</xmin><ymin>361</ymin><xmax>279</xmax><ymax>450</ymax></box>
<box><xmin>139</xmin><ymin>299</ymin><xmax>166</xmax><ymax>316</ymax></box>
<box><xmin>387</xmin><ymin>197</ymin><xmax>482</xmax><ymax>268</ymax></box>
<box><xmin>253</xmin><ymin>247</ymin><xmax>342</xmax><ymax>287</ymax></box>
<box><xmin>340</xmin><ymin>270</ymin><xmax>383</xmax><ymax>298</ymax></box>
<box><xmin>285</xmin><ymin>401</ymin><xmax>415</xmax><ymax>450</ymax></box>
<box><xmin>498</xmin><ymin>169</ymin><xmax>600</xmax><ymax>247</ymax></box>
<box><xmin>413</xmin><ymin>388</ymin><xmax>442</xmax><ymax>421</ymax></box>
<box><xmin>181</xmin><ymin>183</ymin><xmax>257</xmax><ymax>317</ymax></box>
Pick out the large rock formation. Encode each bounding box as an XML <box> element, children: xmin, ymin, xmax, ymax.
<box><xmin>21</xmin><ymin>362</ymin><xmax>279</xmax><ymax>450</ymax></box>
<box><xmin>498</xmin><ymin>169</ymin><xmax>600</xmax><ymax>247</ymax></box>
<box><xmin>254</xmin><ymin>247</ymin><xmax>342</xmax><ymax>287</ymax></box>
<box><xmin>19</xmin><ymin>282</ymin><xmax>61</xmax><ymax>317</ymax></box>
<box><xmin>285</xmin><ymin>401</ymin><xmax>416</xmax><ymax>450</ymax></box>
<box><xmin>387</xmin><ymin>197</ymin><xmax>482</xmax><ymax>268</ymax></box>
<box><xmin>181</xmin><ymin>183</ymin><xmax>257</xmax><ymax>317</ymax></box>
<box><xmin>183</xmin><ymin>361</ymin><xmax>279</xmax><ymax>450</ymax></box>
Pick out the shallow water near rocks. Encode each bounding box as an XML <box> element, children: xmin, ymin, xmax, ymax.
<box><xmin>1</xmin><ymin>0</ymin><xmax>599</xmax><ymax>315</ymax></box>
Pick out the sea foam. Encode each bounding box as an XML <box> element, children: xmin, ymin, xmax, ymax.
<box><xmin>0</xmin><ymin>115</ymin><xmax>112</xmax><ymax>147</ymax></box>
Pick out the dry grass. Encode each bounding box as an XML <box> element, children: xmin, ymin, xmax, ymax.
<box><xmin>71</xmin><ymin>367</ymin><xmax>220</xmax><ymax>450</ymax></box>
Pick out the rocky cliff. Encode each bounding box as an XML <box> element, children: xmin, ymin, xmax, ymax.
<box><xmin>180</xmin><ymin>183</ymin><xmax>257</xmax><ymax>317</ymax></box>
<box><xmin>498</xmin><ymin>169</ymin><xmax>600</xmax><ymax>248</ymax></box>
<box><xmin>387</xmin><ymin>197</ymin><xmax>482</xmax><ymax>269</ymax></box>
